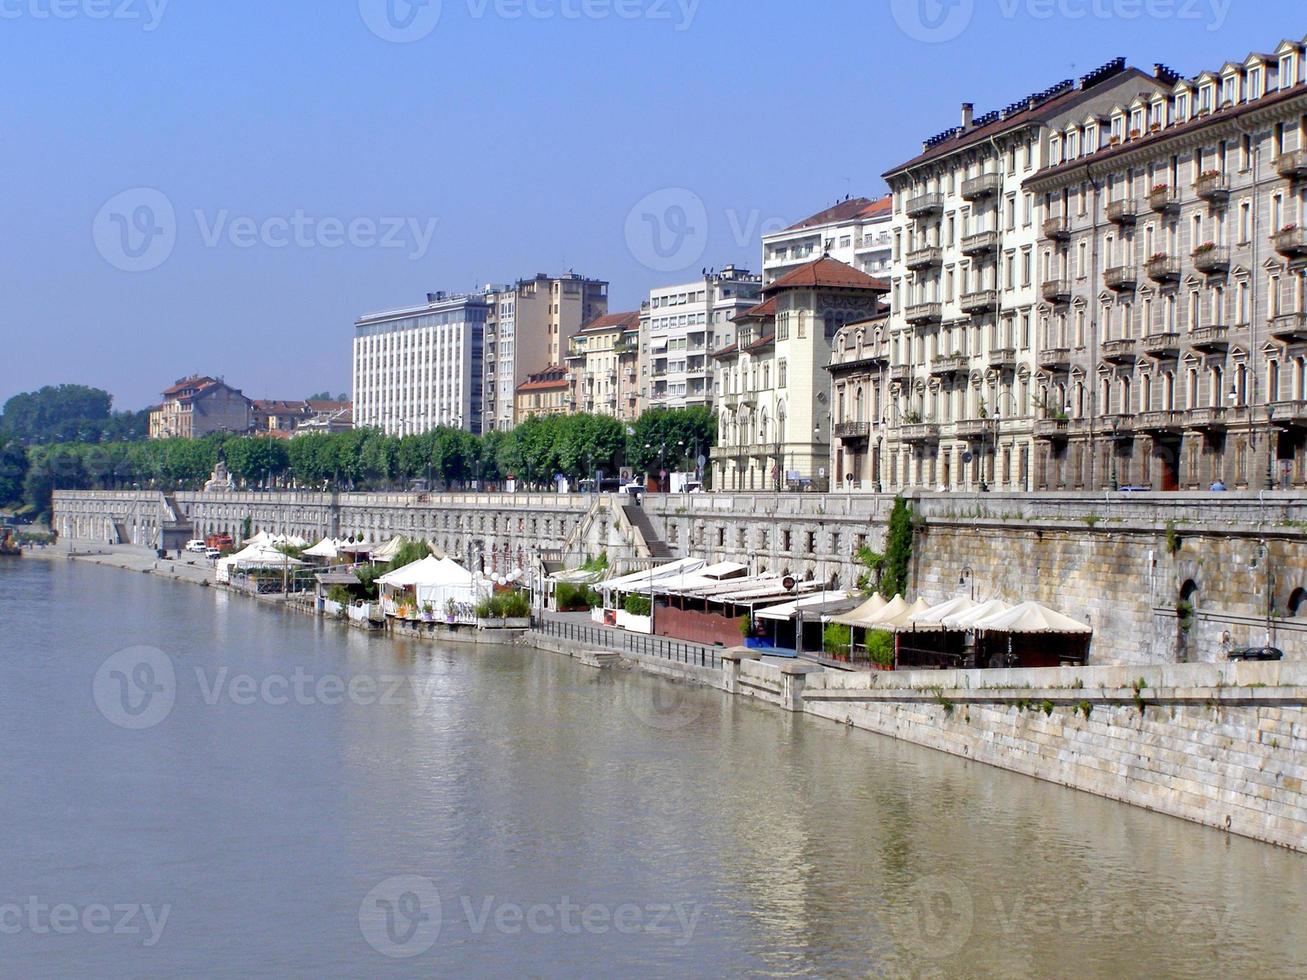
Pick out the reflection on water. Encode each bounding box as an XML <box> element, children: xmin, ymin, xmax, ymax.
<box><xmin>1</xmin><ymin>559</ymin><xmax>1303</xmax><ymax>977</ymax></box>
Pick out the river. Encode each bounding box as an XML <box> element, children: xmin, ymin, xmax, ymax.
<box><xmin>1</xmin><ymin>558</ymin><xmax>1304</xmax><ymax>977</ymax></box>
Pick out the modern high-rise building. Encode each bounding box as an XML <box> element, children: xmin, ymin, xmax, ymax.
<box><xmin>880</xmin><ymin>58</ymin><xmax>1159</xmax><ymax>492</ymax></box>
<box><xmin>352</xmin><ymin>291</ymin><xmax>488</xmax><ymax>436</ymax></box>
<box><xmin>482</xmin><ymin>273</ymin><xmax>609</xmax><ymax>432</ymax></box>
<box><xmin>640</xmin><ymin>266</ymin><xmax>762</xmax><ymax>411</ymax></box>
<box><xmin>762</xmin><ymin>196</ymin><xmax>894</xmax><ymax>284</ymax></box>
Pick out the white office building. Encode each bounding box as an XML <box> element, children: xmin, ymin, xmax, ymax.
<box><xmin>353</xmin><ymin>291</ymin><xmax>488</xmax><ymax>436</ymax></box>
<box><xmin>762</xmin><ymin>197</ymin><xmax>894</xmax><ymax>284</ymax></box>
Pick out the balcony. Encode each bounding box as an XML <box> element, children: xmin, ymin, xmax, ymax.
<box><xmin>1269</xmin><ymin>312</ymin><xmax>1307</xmax><ymax>343</ymax></box>
<box><xmin>954</xmin><ymin>418</ymin><xmax>989</xmax><ymax>439</ymax></box>
<box><xmin>1188</xmin><ymin>324</ymin><xmax>1229</xmax><ymax>352</ymax></box>
<box><xmin>1106</xmin><ymin>199</ymin><xmax>1139</xmax><ymax>225</ymax></box>
<box><xmin>1274</xmin><ymin>149</ymin><xmax>1307</xmax><ymax>180</ymax></box>
<box><xmin>1038</xmin><ymin>346</ymin><xmax>1071</xmax><ymax>371</ymax></box>
<box><xmin>1273</xmin><ymin>226</ymin><xmax>1307</xmax><ymax>258</ymax></box>
<box><xmin>1034</xmin><ymin>418</ymin><xmax>1070</xmax><ymax>441</ymax></box>
<box><xmin>1104</xmin><ymin>266</ymin><xmax>1138</xmax><ymax>292</ymax></box>
<box><xmin>901</xmin><ymin>422</ymin><xmax>941</xmax><ymax>443</ymax></box>
<box><xmin>905</xmin><ymin>245</ymin><xmax>943</xmax><ymax>271</ymax></box>
<box><xmin>834</xmin><ymin>421</ymin><xmax>871</xmax><ymax>442</ymax></box>
<box><xmin>1194</xmin><ymin>172</ymin><xmax>1230</xmax><ymax>203</ymax></box>
<box><xmin>906</xmin><ymin>192</ymin><xmax>944</xmax><ymax>219</ymax></box>
<box><xmin>1271</xmin><ymin>400</ymin><xmax>1307</xmax><ymax>427</ymax></box>
<box><xmin>1041</xmin><ymin>278</ymin><xmax>1072</xmax><ymax>304</ymax></box>
<box><xmin>960</xmin><ymin>172</ymin><xmax>1002</xmax><ymax>201</ymax></box>
<box><xmin>930</xmin><ymin>353</ymin><xmax>969</xmax><ymax>376</ymax></box>
<box><xmin>904</xmin><ymin>302</ymin><xmax>943</xmax><ymax>326</ymax></box>
<box><xmin>1192</xmin><ymin>244</ymin><xmax>1231</xmax><ymax>274</ymax></box>
<box><xmin>1145</xmin><ymin>254</ymin><xmax>1181</xmax><ymax>283</ymax></box>
<box><xmin>960</xmin><ymin>230</ymin><xmax>999</xmax><ymax>256</ymax></box>
<box><xmin>1101</xmin><ymin>338</ymin><xmax>1137</xmax><ymax>363</ymax></box>
<box><xmin>1137</xmin><ymin>410</ymin><xmax>1182</xmax><ymax>434</ymax></box>
<box><xmin>890</xmin><ymin>364</ymin><xmax>914</xmax><ymax>384</ymax></box>
<box><xmin>1148</xmin><ymin>185</ymin><xmax>1180</xmax><ymax>213</ymax></box>
<box><xmin>1042</xmin><ymin>215</ymin><xmax>1070</xmax><ymax>241</ymax></box>
<box><xmin>1184</xmin><ymin>406</ymin><xmax>1227</xmax><ymax>432</ymax></box>
<box><xmin>1141</xmin><ymin>332</ymin><xmax>1180</xmax><ymax>358</ymax></box>
<box><xmin>988</xmin><ymin>347</ymin><xmax>1017</xmax><ymax>371</ymax></box>
<box><xmin>959</xmin><ymin>289</ymin><xmax>997</xmax><ymax>315</ymax></box>
<box><xmin>1106</xmin><ymin>415</ymin><xmax>1135</xmax><ymax>438</ymax></box>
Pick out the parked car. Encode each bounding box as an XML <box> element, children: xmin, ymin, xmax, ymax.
<box><xmin>185</xmin><ymin>539</ymin><xmax>208</xmax><ymax>553</ymax></box>
<box><xmin>205</xmin><ymin>549</ymin><xmax>222</xmax><ymax>561</ymax></box>
<box><xmin>1228</xmin><ymin>646</ymin><xmax>1284</xmax><ymax>662</ymax></box>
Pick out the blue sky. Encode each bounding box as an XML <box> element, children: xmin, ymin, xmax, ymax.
<box><xmin>0</xmin><ymin>0</ymin><xmax>1300</xmax><ymax>410</ymax></box>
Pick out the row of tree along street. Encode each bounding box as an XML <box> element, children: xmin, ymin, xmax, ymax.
<box><xmin>1</xmin><ymin>407</ymin><xmax>716</xmax><ymax>521</ymax></box>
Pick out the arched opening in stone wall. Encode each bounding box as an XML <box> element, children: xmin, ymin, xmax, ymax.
<box><xmin>1177</xmin><ymin>579</ymin><xmax>1199</xmax><ymax>661</ymax></box>
<box><xmin>1289</xmin><ymin>587</ymin><xmax>1307</xmax><ymax>618</ymax></box>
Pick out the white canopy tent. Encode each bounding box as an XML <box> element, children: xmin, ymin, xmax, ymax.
<box><xmin>906</xmin><ymin>595</ymin><xmax>977</xmax><ymax>631</ymax></box>
<box><xmin>377</xmin><ymin>556</ymin><xmax>480</xmax><ymax>611</ymax></box>
<box><xmin>304</xmin><ymin>537</ymin><xmax>344</xmax><ymax>560</ymax></box>
<box><xmin>971</xmin><ymin>601</ymin><xmax>1092</xmax><ymax>635</ymax></box>
<box><xmin>873</xmin><ymin>597</ymin><xmax>934</xmax><ymax>632</ymax></box>
<box><xmin>835</xmin><ymin>594</ymin><xmax>906</xmax><ymax>628</ymax></box>
<box><xmin>216</xmin><ymin>543</ymin><xmax>306</xmax><ymax>583</ymax></box>
<box><xmin>370</xmin><ymin>536</ymin><xmax>407</xmax><ymax>563</ymax></box>
<box><xmin>941</xmin><ymin>599</ymin><xmax>1013</xmax><ymax>630</ymax></box>
<box><xmin>831</xmin><ymin>593</ymin><xmax>888</xmax><ymax>628</ymax></box>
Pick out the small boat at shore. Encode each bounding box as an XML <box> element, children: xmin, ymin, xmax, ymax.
<box><xmin>0</xmin><ymin>529</ymin><xmax>22</xmax><ymax>558</ymax></box>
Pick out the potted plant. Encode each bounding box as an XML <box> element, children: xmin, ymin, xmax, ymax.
<box><xmin>420</xmin><ymin>602</ymin><xmax>435</xmax><ymax>623</ymax></box>
<box><xmin>867</xmin><ymin>630</ymin><xmax>896</xmax><ymax>671</ymax></box>
<box><xmin>1193</xmin><ymin>241</ymin><xmax>1217</xmax><ymax>255</ymax></box>
<box><xmin>445</xmin><ymin>598</ymin><xmax>458</xmax><ymax>624</ymax></box>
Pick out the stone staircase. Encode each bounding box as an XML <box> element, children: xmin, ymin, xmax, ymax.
<box><xmin>621</xmin><ymin>504</ymin><xmax>674</xmax><ymax>560</ymax></box>
<box><xmin>112</xmin><ymin>522</ymin><xmax>130</xmax><ymax>545</ymax></box>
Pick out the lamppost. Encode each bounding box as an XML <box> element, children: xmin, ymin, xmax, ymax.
<box><xmin>959</xmin><ymin>565</ymin><xmax>975</xmax><ymax>601</ymax></box>
<box><xmin>775</xmin><ymin>407</ymin><xmax>787</xmax><ymax>492</ymax></box>
<box><xmin>1110</xmin><ymin>417</ymin><xmax>1121</xmax><ymax>491</ymax></box>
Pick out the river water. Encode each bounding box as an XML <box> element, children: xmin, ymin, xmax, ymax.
<box><xmin>1</xmin><ymin>558</ymin><xmax>1304</xmax><ymax>977</ymax></box>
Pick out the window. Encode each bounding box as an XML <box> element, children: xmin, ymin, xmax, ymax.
<box><xmin>778</xmin><ymin>359</ymin><xmax>787</xmax><ymax>388</ymax></box>
<box><xmin>1175</xmin><ymin>93</ymin><xmax>1189</xmax><ymax>121</ymax></box>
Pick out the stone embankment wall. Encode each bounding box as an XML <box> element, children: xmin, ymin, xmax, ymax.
<box><xmin>55</xmin><ymin>489</ymin><xmax>1307</xmax><ymax>664</ymax></box>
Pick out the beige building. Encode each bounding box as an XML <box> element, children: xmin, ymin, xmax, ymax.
<box><xmin>483</xmin><ymin>273</ymin><xmax>609</xmax><ymax>432</ymax></box>
<box><xmin>881</xmin><ymin>58</ymin><xmax>1161</xmax><ymax>492</ymax></box>
<box><xmin>513</xmin><ymin>364</ymin><xmax>572</xmax><ymax>422</ymax></box>
<box><xmin>827</xmin><ymin>313</ymin><xmax>892</xmax><ymax>490</ymax></box>
<box><xmin>1026</xmin><ymin>37</ymin><xmax>1307</xmax><ymax>491</ymax></box>
<box><xmin>148</xmin><ymin>376</ymin><xmax>252</xmax><ymax>440</ymax></box>
<box><xmin>564</xmin><ymin>311</ymin><xmax>641</xmax><ymax>420</ymax></box>
<box><xmin>711</xmin><ymin>256</ymin><xmax>887</xmax><ymax>491</ymax></box>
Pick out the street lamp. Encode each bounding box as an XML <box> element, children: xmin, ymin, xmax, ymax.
<box><xmin>959</xmin><ymin>565</ymin><xmax>975</xmax><ymax>601</ymax></box>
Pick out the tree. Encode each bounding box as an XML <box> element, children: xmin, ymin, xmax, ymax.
<box><xmin>0</xmin><ymin>439</ymin><xmax>28</xmax><ymax>506</ymax></box>
<box><xmin>0</xmin><ymin>385</ymin><xmax>148</xmax><ymax>445</ymax></box>
<box><xmin>225</xmin><ymin>437</ymin><xmax>289</xmax><ymax>486</ymax></box>
<box><xmin>880</xmin><ymin>497</ymin><xmax>915</xmax><ymax>598</ymax></box>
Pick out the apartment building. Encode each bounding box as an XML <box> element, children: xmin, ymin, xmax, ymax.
<box><xmin>1026</xmin><ymin>37</ymin><xmax>1307</xmax><ymax>492</ymax></box>
<box><xmin>352</xmin><ymin>291</ymin><xmax>487</xmax><ymax>436</ymax></box>
<box><xmin>564</xmin><ymin>311</ymin><xmax>641</xmax><ymax>421</ymax></box>
<box><xmin>881</xmin><ymin>58</ymin><xmax>1160</xmax><ymax>492</ymax></box>
<box><xmin>252</xmin><ymin>399</ymin><xmax>352</xmax><ymax>435</ymax></box>
<box><xmin>148</xmin><ymin>376</ymin><xmax>252</xmax><ymax>439</ymax></box>
<box><xmin>513</xmin><ymin>364</ymin><xmax>571</xmax><ymax>422</ymax></box>
<box><xmin>483</xmin><ymin>273</ymin><xmax>609</xmax><ymax>432</ymax></box>
<box><xmin>640</xmin><ymin>266</ymin><xmax>761</xmax><ymax>411</ymax></box>
<box><xmin>762</xmin><ymin>196</ymin><xmax>893</xmax><ymax>285</ymax></box>
<box><xmin>827</xmin><ymin>313</ymin><xmax>892</xmax><ymax>490</ymax></box>
<box><xmin>710</xmin><ymin>256</ymin><xmax>887</xmax><ymax>491</ymax></box>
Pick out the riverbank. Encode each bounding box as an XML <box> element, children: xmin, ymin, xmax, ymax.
<box><xmin>34</xmin><ymin>543</ymin><xmax>1307</xmax><ymax>854</ymax></box>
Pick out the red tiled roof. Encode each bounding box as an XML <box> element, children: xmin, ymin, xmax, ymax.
<box><xmin>857</xmin><ymin>196</ymin><xmax>893</xmax><ymax>219</ymax></box>
<box><xmin>732</xmin><ymin>297</ymin><xmax>777</xmax><ymax>323</ymax></box>
<box><xmin>162</xmin><ymin>375</ymin><xmax>217</xmax><ymax>397</ymax></box>
<box><xmin>305</xmin><ymin>400</ymin><xmax>351</xmax><ymax>413</ymax></box>
<box><xmin>516</xmin><ymin>378</ymin><xmax>570</xmax><ymax>393</ymax></box>
<box><xmin>883</xmin><ymin>65</ymin><xmax>1160</xmax><ymax>176</ymax></box>
<box><xmin>764</xmin><ymin>256</ymin><xmax>889</xmax><ymax>295</ymax></box>
<box><xmin>576</xmin><ymin>310</ymin><xmax>640</xmax><ymax>334</ymax></box>
<box><xmin>783</xmin><ymin>197</ymin><xmax>877</xmax><ymax>232</ymax></box>
<box><xmin>743</xmin><ymin>335</ymin><xmax>776</xmax><ymax>354</ymax></box>
<box><xmin>254</xmin><ymin>399</ymin><xmax>302</xmax><ymax>413</ymax></box>
<box><xmin>711</xmin><ymin>343</ymin><xmax>740</xmax><ymax>360</ymax></box>
<box><xmin>516</xmin><ymin>364</ymin><xmax>571</xmax><ymax>393</ymax></box>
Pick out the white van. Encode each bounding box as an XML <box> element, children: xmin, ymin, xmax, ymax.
<box><xmin>185</xmin><ymin>540</ymin><xmax>207</xmax><ymax>553</ymax></box>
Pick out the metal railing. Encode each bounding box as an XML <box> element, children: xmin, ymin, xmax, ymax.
<box><xmin>535</xmin><ymin>617</ymin><xmax>722</xmax><ymax>670</ymax></box>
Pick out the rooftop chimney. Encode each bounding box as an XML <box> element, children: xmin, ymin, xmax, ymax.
<box><xmin>961</xmin><ymin>102</ymin><xmax>975</xmax><ymax>130</ymax></box>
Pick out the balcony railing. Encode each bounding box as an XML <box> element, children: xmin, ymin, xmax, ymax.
<box><xmin>1106</xmin><ymin>199</ymin><xmax>1139</xmax><ymax>225</ymax></box>
<box><xmin>1192</xmin><ymin>244</ymin><xmax>1231</xmax><ymax>274</ymax></box>
<box><xmin>930</xmin><ymin>353</ymin><xmax>969</xmax><ymax>376</ymax></box>
<box><xmin>1271</xmin><ymin>400</ymin><xmax>1307</xmax><ymax>425</ymax></box>
<box><xmin>901</xmin><ymin>422</ymin><xmax>941</xmax><ymax>443</ymax></box>
<box><xmin>904</xmin><ymin>302</ymin><xmax>943</xmax><ymax>325</ymax></box>
<box><xmin>1033</xmin><ymin>418</ymin><xmax>1070</xmax><ymax>441</ymax></box>
<box><xmin>905</xmin><ymin>245</ymin><xmax>943</xmax><ymax>271</ymax></box>
<box><xmin>959</xmin><ymin>289</ymin><xmax>997</xmax><ymax>315</ymax></box>
<box><xmin>1194</xmin><ymin>172</ymin><xmax>1230</xmax><ymax>203</ymax></box>
<box><xmin>1137</xmin><ymin>410</ymin><xmax>1182</xmax><ymax>433</ymax></box>
<box><xmin>1273</xmin><ymin>226</ymin><xmax>1307</xmax><ymax>257</ymax></box>
<box><xmin>906</xmin><ymin>192</ymin><xmax>944</xmax><ymax>219</ymax></box>
<box><xmin>1101</xmin><ymin>338</ymin><xmax>1137</xmax><ymax>363</ymax></box>
<box><xmin>1148</xmin><ymin>185</ymin><xmax>1180</xmax><ymax>213</ymax></box>
<box><xmin>1184</xmin><ymin>406</ymin><xmax>1227</xmax><ymax>432</ymax></box>
<box><xmin>1141</xmin><ymin>332</ymin><xmax>1180</xmax><ymax>358</ymax></box>
<box><xmin>988</xmin><ymin>347</ymin><xmax>1017</xmax><ymax>371</ymax></box>
<box><xmin>1189</xmin><ymin>324</ymin><xmax>1229</xmax><ymax>351</ymax></box>
<box><xmin>954</xmin><ymin>418</ymin><xmax>989</xmax><ymax>439</ymax></box>
<box><xmin>960</xmin><ymin>230</ymin><xmax>999</xmax><ymax>256</ymax></box>
<box><xmin>1274</xmin><ymin>149</ymin><xmax>1307</xmax><ymax>180</ymax></box>
<box><xmin>890</xmin><ymin>364</ymin><xmax>914</xmax><ymax>384</ymax></box>
<box><xmin>960</xmin><ymin>172</ymin><xmax>1002</xmax><ymax>201</ymax></box>
<box><xmin>1038</xmin><ymin>346</ymin><xmax>1071</xmax><ymax>371</ymax></box>
<box><xmin>834</xmin><ymin>421</ymin><xmax>871</xmax><ymax>441</ymax></box>
<box><xmin>1042</xmin><ymin>215</ymin><xmax>1070</xmax><ymax>241</ymax></box>
<box><xmin>1041</xmin><ymin>278</ymin><xmax>1072</xmax><ymax>304</ymax></box>
<box><xmin>1145</xmin><ymin>254</ymin><xmax>1181</xmax><ymax>283</ymax></box>
<box><xmin>1104</xmin><ymin>266</ymin><xmax>1138</xmax><ymax>292</ymax></box>
<box><xmin>1269</xmin><ymin>312</ymin><xmax>1307</xmax><ymax>342</ymax></box>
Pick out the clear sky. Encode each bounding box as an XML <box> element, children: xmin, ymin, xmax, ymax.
<box><xmin>1</xmin><ymin>0</ymin><xmax>1301</xmax><ymax>410</ymax></box>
